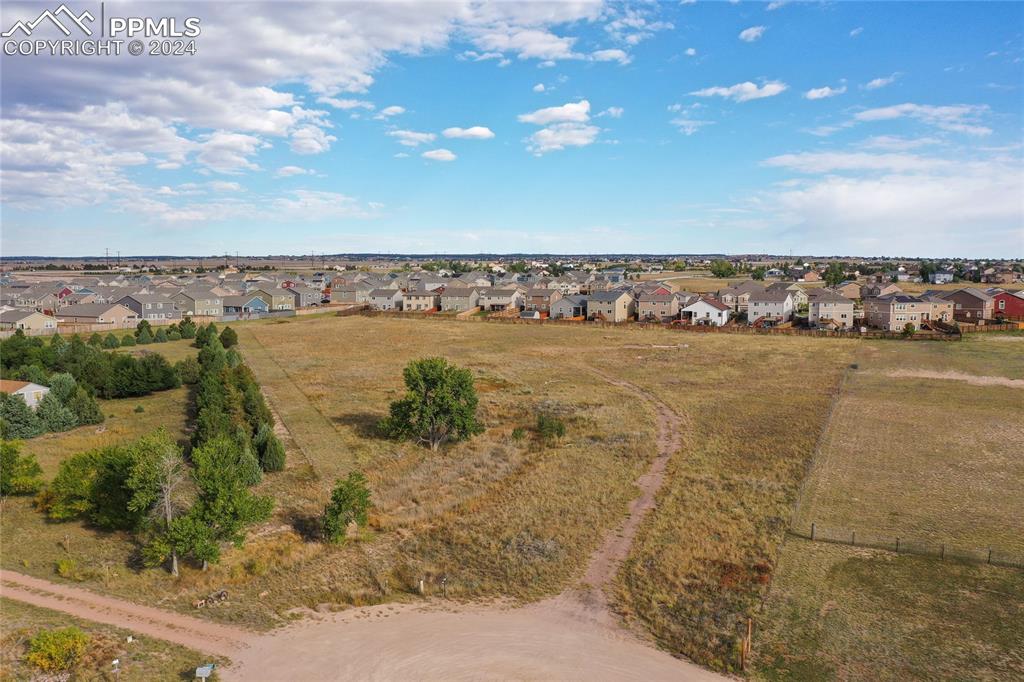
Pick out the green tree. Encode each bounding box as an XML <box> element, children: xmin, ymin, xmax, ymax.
<box><xmin>25</xmin><ymin>627</ymin><xmax>90</xmax><ymax>673</ymax></box>
<box><xmin>322</xmin><ymin>471</ymin><xmax>371</xmax><ymax>543</ymax></box>
<box><xmin>103</xmin><ymin>333</ymin><xmax>120</xmax><ymax>349</ymax></box>
<box><xmin>219</xmin><ymin>326</ymin><xmax>239</xmax><ymax>348</ymax></box>
<box><xmin>174</xmin><ymin>356</ymin><xmax>202</xmax><ymax>384</ymax></box>
<box><xmin>36</xmin><ymin>393</ymin><xmax>78</xmax><ymax>433</ymax></box>
<box><xmin>154</xmin><ymin>328</ymin><xmax>169</xmax><ymax>343</ymax></box>
<box><xmin>751</xmin><ymin>267</ymin><xmax>766</xmax><ymax>281</ymax></box>
<box><xmin>379</xmin><ymin>357</ymin><xmax>483</xmax><ymax>451</ymax></box>
<box><xmin>710</xmin><ymin>260</ymin><xmax>736</xmax><ymax>278</ymax></box>
<box><xmin>823</xmin><ymin>262</ymin><xmax>846</xmax><ymax>287</ymax></box>
<box><xmin>136</xmin><ymin>327</ymin><xmax>154</xmax><ymax>344</ymax></box>
<box><xmin>126</xmin><ymin>430</ymin><xmax>187</xmax><ymax>575</ymax></box>
<box><xmin>136</xmin><ymin>320</ymin><xmax>153</xmax><ymax>339</ymax></box>
<box><xmin>88</xmin><ymin>333</ymin><xmax>103</xmax><ymax>347</ymax></box>
<box><xmin>0</xmin><ymin>394</ymin><xmax>44</xmax><ymax>440</ymax></box>
<box><xmin>902</xmin><ymin>323</ymin><xmax>917</xmax><ymax>338</ymax></box>
<box><xmin>67</xmin><ymin>387</ymin><xmax>104</xmax><ymax>425</ymax></box>
<box><xmin>255</xmin><ymin>423</ymin><xmax>286</xmax><ymax>472</ymax></box>
<box><xmin>167</xmin><ymin>330</ymin><xmax>182</xmax><ymax>341</ymax></box>
<box><xmin>0</xmin><ymin>441</ymin><xmax>43</xmax><ymax>496</ymax></box>
<box><xmin>46</xmin><ymin>373</ymin><xmax>78</xmax><ymax>405</ymax></box>
<box><xmin>178</xmin><ymin>317</ymin><xmax>197</xmax><ymax>339</ymax></box>
<box><xmin>120</xmin><ymin>334</ymin><xmax>136</xmax><ymax>347</ymax></box>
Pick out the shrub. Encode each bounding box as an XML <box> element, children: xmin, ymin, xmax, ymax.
<box><xmin>43</xmin><ymin>446</ymin><xmax>148</xmax><ymax>530</ymax></box>
<box><xmin>219</xmin><ymin>326</ymin><xmax>239</xmax><ymax>348</ymax></box>
<box><xmin>323</xmin><ymin>472</ymin><xmax>371</xmax><ymax>543</ymax></box>
<box><xmin>154</xmin><ymin>328</ymin><xmax>169</xmax><ymax>343</ymax></box>
<box><xmin>136</xmin><ymin>327</ymin><xmax>154</xmax><ymax>345</ymax></box>
<box><xmin>102</xmin><ymin>333</ymin><xmax>120</xmax><ymax>349</ymax></box>
<box><xmin>25</xmin><ymin>627</ymin><xmax>90</xmax><ymax>673</ymax></box>
<box><xmin>536</xmin><ymin>413</ymin><xmax>566</xmax><ymax>442</ymax></box>
<box><xmin>67</xmin><ymin>387</ymin><xmax>104</xmax><ymax>425</ymax></box>
<box><xmin>134</xmin><ymin>405</ymin><xmax>145</xmax><ymax>413</ymax></box>
<box><xmin>178</xmin><ymin>317</ymin><xmax>197</xmax><ymax>339</ymax></box>
<box><xmin>511</xmin><ymin>427</ymin><xmax>526</xmax><ymax>441</ymax></box>
<box><xmin>120</xmin><ymin>334</ymin><xmax>136</xmax><ymax>347</ymax></box>
<box><xmin>88</xmin><ymin>333</ymin><xmax>103</xmax><ymax>347</ymax></box>
<box><xmin>902</xmin><ymin>322</ymin><xmax>917</xmax><ymax>338</ymax></box>
<box><xmin>0</xmin><ymin>441</ymin><xmax>43</xmax><ymax>496</ymax></box>
<box><xmin>55</xmin><ymin>557</ymin><xmax>81</xmax><ymax>580</ymax></box>
<box><xmin>167</xmin><ymin>330</ymin><xmax>182</xmax><ymax>342</ymax></box>
<box><xmin>174</xmin><ymin>356</ymin><xmax>202</xmax><ymax>384</ymax></box>
<box><xmin>36</xmin><ymin>393</ymin><xmax>78</xmax><ymax>433</ymax></box>
<box><xmin>259</xmin><ymin>430</ymin><xmax>286</xmax><ymax>472</ymax></box>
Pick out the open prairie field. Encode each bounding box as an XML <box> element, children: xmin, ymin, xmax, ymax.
<box><xmin>0</xmin><ymin>597</ymin><xmax>219</xmax><ymax>681</ymax></box>
<box><xmin>755</xmin><ymin>334</ymin><xmax>1024</xmax><ymax>680</ymax></box>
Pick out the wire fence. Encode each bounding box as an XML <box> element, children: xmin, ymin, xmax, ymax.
<box><xmin>790</xmin><ymin>523</ymin><xmax>1024</xmax><ymax>570</ymax></box>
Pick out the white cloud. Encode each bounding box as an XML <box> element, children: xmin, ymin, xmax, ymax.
<box><xmin>591</xmin><ymin>48</ymin><xmax>632</xmax><ymax>65</ymax></box>
<box><xmin>690</xmin><ymin>81</ymin><xmax>788</xmax><ymax>102</ymax></box>
<box><xmin>375</xmin><ymin>105</ymin><xmax>406</xmax><ymax>120</ymax></box>
<box><xmin>605</xmin><ymin>8</ymin><xmax>674</xmax><ymax>45</ymax></box>
<box><xmin>387</xmin><ymin>130</ymin><xmax>437</xmax><ymax>147</ymax></box>
<box><xmin>208</xmin><ymin>180</ymin><xmax>244</xmax><ymax>192</ymax></box>
<box><xmin>196</xmin><ymin>131</ymin><xmax>266</xmax><ymax>174</ymax></box>
<box><xmin>533</xmin><ymin>83</ymin><xmax>546</xmax><ymax>92</ymax></box>
<box><xmin>766</xmin><ymin>1</ymin><xmax>790</xmax><ymax>9</ymax></box>
<box><xmin>275</xmin><ymin>165</ymin><xmax>313</xmax><ymax>177</ymax></box>
<box><xmin>442</xmin><ymin>126</ymin><xmax>496</xmax><ymax>139</ymax></box>
<box><xmin>804</xmin><ymin>85</ymin><xmax>847</xmax><ymax>100</ymax></box>
<box><xmin>764</xmin><ymin>151</ymin><xmax>951</xmax><ymax>173</ymax></box>
<box><xmin>854</xmin><ymin>103</ymin><xmax>992</xmax><ymax>135</ymax></box>
<box><xmin>318</xmin><ymin>97</ymin><xmax>374</xmax><ymax>111</ymax></box>
<box><xmin>394</xmin><ymin>152</ymin><xmax>410</xmax><ymax>158</ymax></box>
<box><xmin>850</xmin><ymin>27</ymin><xmax>864</xmax><ymax>37</ymax></box>
<box><xmin>865</xmin><ymin>73</ymin><xmax>899</xmax><ymax>90</ymax></box>
<box><xmin>518</xmin><ymin>100</ymin><xmax>591</xmax><ymax>124</ymax></box>
<box><xmin>668</xmin><ymin>103</ymin><xmax>712</xmax><ymax>135</ymax></box>
<box><xmin>860</xmin><ymin>135</ymin><xmax>940</xmax><ymax>151</ymax></box>
<box><xmin>739</xmin><ymin>26</ymin><xmax>767</xmax><ymax>42</ymax></box>
<box><xmin>684</xmin><ymin>47</ymin><xmax>697</xmax><ymax>57</ymax></box>
<box><xmin>598</xmin><ymin>107</ymin><xmax>624</xmax><ymax>118</ymax></box>
<box><xmin>526</xmin><ymin>122</ymin><xmax>600</xmax><ymax>154</ymax></box>
<box><xmin>274</xmin><ymin>190</ymin><xmax>374</xmax><ymax>219</ymax></box>
<box><xmin>422</xmin><ymin>148</ymin><xmax>457</xmax><ymax>162</ymax></box>
<box><xmin>290</xmin><ymin>125</ymin><xmax>337</xmax><ymax>154</ymax></box>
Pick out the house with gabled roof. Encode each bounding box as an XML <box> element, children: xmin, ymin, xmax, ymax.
<box><xmin>681</xmin><ymin>297</ymin><xmax>731</xmax><ymax>326</ymax></box>
<box><xmin>587</xmin><ymin>290</ymin><xmax>634</xmax><ymax>322</ymax></box>
<box><xmin>808</xmin><ymin>289</ymin><xmax>854</xmax><ymax>329</ymax></box>
<box><xmin>0</xmin><ymin>380</ymin><xmax>49</xmax><ymax>409</ymax></box>
<box><xmin>117</xmin><ymin>294</ymin><xmax>181</xmax><ymax>321</ymax></box>
<box><xmin>368</xmin><ymin>289</ymin><xmax>403</xmax><ymax>311</ymax></box>
<box><xmin>440</xmin><ymin>287</ymin><xmax>481</xmax><ymax>312</ymax></box>
<box><xmin>0</xmin><ymin>309</ymin><xmax>58</xmax><ymax>333</ymax></box>
<box><xmin>550</xmin><ymin>294</ymin><xmax>587</xmax><ymax>319</ymax></box>
<box><xmin>57</xmin><ymin>303</ymin><xmax>139</xmax><ymax>327</ymax></box>
<box><xmin>637</xmin><ymin>293</ymin><xmax>679</xmax><ymax>322</ymax></box>
<box><xmin>747</xmin><ymin>289</ymin><xmax>794</xmax><ymax>324</ymax></box>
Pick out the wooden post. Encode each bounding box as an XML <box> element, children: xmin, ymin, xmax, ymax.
<box><xmin>895</xmin><ymin>537</ymin><xmax>900</xmax><ymax>553</ymax></box>
<box><xmin>810</xmin><ymin>522</ymin><xmax>815</xmax><ymax>541</ymax></box>
<box><xmin>746</xmin><ymin>617</ymin><xmax>752</xmax><ymax>661</ymax></box>
<box><xmin>851</xmin><ymin>530</ymin><xmax>856</xmax><ymax>546</ymax></box>
<box><xmin>418</xmin><ymin>579</ymin><xmax>425</xmax><ymax>596</ymax></box>
<box><xmin>988</xmin><ymin>548</ymin><xmax>992</xmax><ymax>564</ymax></box>
<box><xmin>940</xmin><ymin>544</ymin><xmax>945</xmax><ymax>560</ymax></box>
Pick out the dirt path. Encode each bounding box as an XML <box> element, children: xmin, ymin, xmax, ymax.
<box><xmin>1</xmin><ymin>371</ymin><xmax>719</xmax><ymax>680</ymax></box>
<box><xmin>885</xmin><ymin>368</ymin><xmax>1024</xmax><ymax>388</ymax></box>
<box><xmin>0</xmin><ymin>570</ymin><xmax>249</xmax><ymax>656</ymax></box>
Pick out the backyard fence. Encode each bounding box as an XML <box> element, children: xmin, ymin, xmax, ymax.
<box><xmin>790</xmin><ymin>523</ymin><xmax>1024</xmax><ymax>570</ymax></box>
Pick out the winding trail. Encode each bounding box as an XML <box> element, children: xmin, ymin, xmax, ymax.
<box><xmin>1</xmin><ymin>372</ymin><xmax>720</xmax><ymax>680</ymax></box>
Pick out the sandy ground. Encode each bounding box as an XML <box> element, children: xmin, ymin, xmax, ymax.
<box><xmin>1</xmin><ymin>374</ymin><xmax>723</xmax><ymax>681</ymax></box>
<box><xmin>885</xmin><ymin>369</ymin><xmax>1024</xmax><ymax>388</ymax></box>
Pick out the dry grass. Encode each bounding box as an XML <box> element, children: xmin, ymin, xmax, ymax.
<box><xmin>755</xmin><ymin>335</ymin><xmax>1024</xmax><ymax>680</ymax></box>
<box><xmin>0</xmin><ymin>597</ymin><xmax>222</xmax><ymax>681</ymax></box>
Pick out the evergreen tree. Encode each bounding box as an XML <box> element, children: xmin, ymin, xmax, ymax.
<box><xmin>219</xmin><ymin>326</ymin><xmax>239</xmax><ymax>348</ymax></box>
<box><xmin>121</xmin><ymin>334</ymin><xmax>137</xmax><ymax>347</ymax></box>
<box><xmin>88</xmin><ymin>333</ymin><xmax>103</xmax><ymax>347</ymax></box>
<box><xmin>0</xmin><ymin>441</ymin><xmax>43</xmax><ymax>496</ymax></box>
<box><xmin>103</xmin><ymin>333</ymin><xmax>120</xmax><ymax>349</ymax></box>
<box><xmin>37</xmin><ymin>393</ymin><xmax>78</xmax><ymax>432</ymax></box>
<box><xmin>0</xmin><ymin>394</ymin><xmax>44</xmax><ymax>439</ymax></box>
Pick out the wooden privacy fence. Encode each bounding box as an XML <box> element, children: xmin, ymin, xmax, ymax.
<box><xmin>791</xmin><ymin>523</ymin><xmax>1024</xmax><ymax>570</ymax></box>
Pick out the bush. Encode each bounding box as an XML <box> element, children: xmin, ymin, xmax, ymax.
<box><xmin>0</xmin><ymin>441</ymin><xmax>43</xmax><ymax>496</ymax></box>
<box><xmin>178</xmin><ymin>317</ymin><xmax>197</xmax><ymax>339</ymax></box>
<box><xmin>174</xmin><ymin>356</ymin><xmax>202</xmax><ymax>384</ymax></box>
<box><xmin>536</xmin><ymin>413</ymin><xmax>566</xmax><ymax>441</ymax></box>
<box><xmin>43</xmin><ymin>446</ymin><xmax>148</xmax><ymax>530</ymax></box>
<box><xmin>902</xmin><ymin>322</ymin><xmax>916</xmax><ymax>337</ymax></box>
<box><xmin>219</xmin><ymin>326</ymin><xmax>239</xmax><ymax>348</ymax></box>
<box><xmin>120</xmin><ymin>334</ymin><xmax>136</xmax><ymax>347</ymax></box>
<box><xmin>154</xmin><ymin>328</ymin><xmax>169</xmax><ymax>343</ymax></box>
<box><xmin>88</xmin><ymin>333</ymin><xmax>103</xmax><ymax>347</ymax></box>
<box><xmin>136</xmin><ymin>327</ymin><xmax>154</xmax><ymax>345</ymax></box>
<box><xmin>102</xmin><ymin>333</ymin><xmax>120</xmax><ymax>349</ymax></box>
<box><xmin>0</xmin><ymin>394</ymin><xmax>44</xmax><ymax>439</ymax></box>
<box><xmin>67</xmin><ymin>387</ymin><xmax>104</xmax><ymax>425</ymax></box>
<box><xmin>36</xmin><ymin>393</ymin><xmax>78</xmax><ymax>432</ymax></box>
<box><xmin>55</xmin><ymin>557</ymin><xmax>81</xmax><ymax>580</ymax></box>
<box><xmin>258</xmin><ymin>429</ymin><xmax>286</xmax><ymax>472</ymax></box>
<box><xmin>134</xmin><ymin>405</ymin><xmax>145</xmax><ymax>413</ymax></box>
<box><xmin>25</xmin><ymin>627</ymin><xmax>90</xmax><ymax>673</ymax></box>
<box><xmin>323</xmin><ymin>471</ymin><xmax>371</xmax><ymax>543</ymax></box>
<box><xmin>511</xmin><ymin>427</ymin><xmax>526</xmax><ymax>441</ymax></box>
<box><xmin>167</xmin><ymin>330</ymin><xmax>182</xmax><ymax>342</ymax></box>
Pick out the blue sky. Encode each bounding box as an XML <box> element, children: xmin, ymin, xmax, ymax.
<box><xmin>1</xmin><ymin>1</ymin><xmax>1022</xmax><ymax>257</ymax></box>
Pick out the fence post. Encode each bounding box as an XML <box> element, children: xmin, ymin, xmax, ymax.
<box><xmin>851</xmin><ymin>530</ymin><xmax>856</xmax><ymax>546</ymax></box>
<box><xmin>987</xmin><ymin>548</ymin><xmax>992</xmax><ymax>564</ymax></box>
<box><xmin>810</xmin><ymin>522</ymin><xmax>815</xmax><ymax>541</ymax></box>
<box><xmin>895</xmin><ymin>537</ymin><xmax>900</xmax><ymax>553</ymax></box>
<box><xmin>940</xmin><ymin>544</ymin><xmax>945</xmax><ymax>560</ymax></box>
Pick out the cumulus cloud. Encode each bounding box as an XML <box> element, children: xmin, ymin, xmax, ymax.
<box><xmin>533</xmin><ymin>83</ymin><xmax>546</xmax><ymax>92</ymax></box>
<box><xmin>387</xmin><ymin>130</ymin><xmax>437</xmax><ymax>147</ymax></box>
<box><xmin>422</xmin><ymin>148</ymin><xmax>457</xmax><ymax>161</ymax></box>
<box><xmin>526</xmin><ymin>122</ymin><xmax>601</xmax><ymax>154</ymax></box>
<box><xmin>290</xmin><ymin>125</ymin><xmax>337</xmax><ymax>154</ymax></box>
<box><xmin>317</xmin><ymin>97</ymin><xmax>374</xmax><ymax>110</ymax></box>
<box><xmin>684</xmin><ymin>47</ymin><xmax>697</xmax><ymax>57</ymax></box>
<box><xmin>854</xmin><ymin>103</ymin><xmax>992</xmax><ymax>135</ymax></box>
<box><xmin>591</xmin><ymin>48</ymin><xmax>632</xmax><ymax>65</ymax></box>
<box><xmin>275</xmin><ymin>166</ymin><xmax>314</xmax><ymax>177</ymax></box>
<box><xmin>865</xmin><ymin>73</ymin><xmax>899</xmax><ymax>90</ymax></box>
<box><xmin>668</xmin><ymin>103</ymin><xmax>712</xmax><ymax>135</ymax></box>
<box><xmin>196</xmin><ymin>131</ymin><xmax>266</xmax><ymax>174</ymax></box>
<box><xmin>804</xmin><ymin>85</ymin><xmax>847</xmax><ymax>100</ymax></box>
<box><xmin>442</xmin><ymin>126</ymin><xmax>496</xmax><ymax>139</ymax></box>
<box><xmin>375</xmin><ymin>105</ymin><xmax>406</xmax><ymax>119</ymax></box>
<box><xmin>690</xmin><ymin>81</ymin><xmax>788</xmax><ymax>102</ymax></box>
<box><xmin>605</xmin><ymin>8</ymin><xmax>674</xmax><ymax>45</ymax></box>
<box><xmin>850</xmin><ymin>27</ymin><xmax>864</xmax><ymax>37</ymax></box>
<box><xmin>763</xmin><ymin>151</ymin><xmax>952</xmax><ymax>173</ymax></box>
<box><xmin>739</xmin><ymin>26</ymin><xmax>766</xmax><ymax>42</ymax></box>
<box><xmin>598</xmin><ymin>107</ymin><xmax>624</xmax><ymax>118</ymax></box>
<box><xmin>518</xmin><ymin>100</ymin><xmax>591</xmax><ymax>124</ymax></box>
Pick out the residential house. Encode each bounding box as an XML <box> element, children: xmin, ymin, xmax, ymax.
<box><xmin>57</xmin><ymin>303</ymin><xmax>139</xmax><ymax>327</ymax></box>
<box><xmin>716</xmin><ymin>281</ymin><xmax>764</xmax><ymax>315</ymax></box>
<box><xmin>834</xmin><ymin>281</ymin><xmax>862</xmax><ymax>300</ymax></box>
<box><xmin>368</xmin><ymin>289</ymin><xmax>403</xmax><ymax>311</ymax></box>
<box><xmin>288</xmin><ymin>285</ymin><xmax>323</xmax><ymax>308</ymax></box>
<box><xmin>223</xmin><ymin>295</ymin><xmax>269</xmax><ymax>316</ymax></box>
<box><xmin>9</xmin><ymin>286</ymin><xmax>59</xmax><ymax>313</ymax></box>
<box><xmin>0</xmin><ymin>380</ymin><xmax>49</xmax><ymax>409</ymax></box>
<box><xmin>991</xmin><ymin>290</ymin><xmax>1024</xmax><ymax>320</ymax></box>
<box><xmin>747</xmin><ymin>289</ymin><xmax>794</xmax><ymax>324</ymax></box>
<box><xmin>637</xmin><ymin>293</ymin><xmax>679</xmax><ymax>322</ymax></box>
<box><xmin>939</xmin><ymin>288</ymin><xmax>994</xmax><ymax>322</ymax></box>
<box><xmin>249</xmin><ymin>288</ymin><xmax>295</xmax><ymax>311</ymax></box>
<box><xmin>587</xmin><ymin>290</ymin><xmax>635</xmax><ymax>322</ymax></box>
<box><xmin>523</xmin><ymin>288</ymin><xmax>563</xmax><ymax>313</ymax></box>
<box><xmin>767</xmin><ymin>282</ymin><xmax>808</xmax><ymax>309</ymax></box>
<box><xmin>0</xmin><ymin>309</ymin><xmax>58</xmax><ymax>333</ymax></box>
<box><xmin>479</xmin><ymin>289</ymin><xmax>524</xmax><ymax>312</ymax></box>
<box><xmin>59</xmin><ymin>292</ymin><xmax>98</xmax><ymax>307</ymax></box>
<box><xmin>680</xmin><ymin>297</ymin><xmax>731</xmax><ymax>326</ymax></box>
<box><xmin>330</xmin><ymin>284</ymin><xmax>373</xmax><ymax>304</ymax></box>
<box><xmin>983</xmin><ymin>268</ymin><xmax>1018</xmax><ymax>285</ymax></box>
<box><xmin>439</xmin><ymin>288</ymin><xmax>481</xmax><ymax>312</ymax></box>
<box><xmin>807</xmin><ymin>289</ymin><xmax>855</xmax><ymax>329</ymax></box>
<box><xmin>861</xmin><ymin>282</ymin><xmax>902</xmax><ymax>299</ymax></box>
<box><xmin>403</xmin><ymin>290</ymin><xmax>441</xmax><ymax>311</ymax></box>
<box><xmin>173</xmin><ymin>288</ymin><xmax>224</xmax><ymax>316</ymax></box>
<box><xmin>864</xmin><ymin>294</ymin><xmax>951</xmax><ymax>331</ymax></box>
<box><xmin>549</xmin><ymin>295</ymin><xmax>587</xmax><ymax>320</ymax></box>
<box><xmin>117</xmin><ymin>294</ymin><xmax>181</xmax><ymax>321</ymax></box>
<box><xmin>929</xmin><ymin>269</ymin><xmax>955</xmax><ymax>284</ymax></box>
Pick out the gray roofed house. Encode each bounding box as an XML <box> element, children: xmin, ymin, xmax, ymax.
<box><xmin>57</xmin><ymin>303</ymin><xmax>139</xmax><ymax>327</ymax></box>
<box><xmin>747</xmin><ymin>289</ymin><xmax>795</xmax><ymax>323</ymax></box>
<box><xmin>368</xmin><ymin>289</ymin><xmax>403</xmax><ymax>311</ymax></box>
<box><xmin>439</xmin><ymin>287</ymin><xmax>481</xmax><ymax>312</ymax></box>
<box><xmin>550</xmin><ymin>294</ymin><xmax>587</xmax><ymax>319</ymax></box>
<box><xmin>117</xmin><ymin>293</ymin><xmax>181</xmax><ymax>321</ymax></box>
<box><xmin>807</xmin><ymin>289</ymin><xmax>855</xmax><ymax>328</ymax></box>
<box><xmin>0</xmin><ymin>309</ymin><xmax>59</xmax><ymax>333</ymax></box>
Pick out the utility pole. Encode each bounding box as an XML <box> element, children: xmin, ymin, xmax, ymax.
<box><xmin>105</xmin><ymin>248</ymin><xmax>110</xmax><ymax>270</ymax></box>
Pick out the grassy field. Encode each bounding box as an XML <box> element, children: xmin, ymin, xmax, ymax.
<box><xmin>755</xmin><ymin>334</ymin><xmax>1024</xmax><ymax>679</ymax></box>
<box><xmin>0</xmin><ymin>598</ymin><xmax>220</xmax><ymax>681</ymax></box>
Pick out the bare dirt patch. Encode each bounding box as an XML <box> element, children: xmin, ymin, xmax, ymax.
<box><xmin>885</xmin><ymin>369</ymin><xmax>1024</xmax><ymax>388</ymax></box>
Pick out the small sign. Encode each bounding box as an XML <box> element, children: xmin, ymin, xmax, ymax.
<box><xmin>196</xmin><ymin>664</ymin><xmax>216</xmax><ymax>679</ymax></box>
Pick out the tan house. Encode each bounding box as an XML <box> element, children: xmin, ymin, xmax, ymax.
<box><xmin>523</xmin><ymin>288</ymin><xmax>563</xmax><ymax>313</ymax></box>
<box><xmin>587</xmin><ymin>290</ymin><xmax>635</xmax><ymax>322</ymax></box>
<box><xmin>0</xmin><ymin>309</ymin><xmax>58</xmax><ymax>333</ymax></box>
<box><xmin>479</xmin><ymin>289</ymin><xmax>524</xmax><ymax>312</ymax></box>
<box><xmin>249</xmin><ymin>288</ymin><xmax>295</xmax><ymax>311</ymax></box>
<box><xmin>716</xmin><ymin>281</ymin><xmax>764</xmax><ymax>314</ymax></box>
<box><xmin>861</xmin><ymin>282</ymin><xmax>902</xmax><ymax>299</ymax></box>
<box><xmin>173</xmin><ymin>288</ymin><xmax>224</xmax><ymax>316</ymax></box>
<box><xmin>808</xmin><ymin>289</ymin><xmax>855</xmax><ymax>329</ymax></box>
<box><xmin>766</xmin><ymin>282</ymin><xmax>808</xmax><ymax>309</ymax></box>
<box><xmin>637</xmin><ymin>293</ymin><xmax>679</xmax><ymax>322</ymax></box>
<box><xmin>57</xmin><ymin>303</ymin><xmax>139</xmax><ymax>328</ymax></box>
<box><xmin>834</xmin><ymin>281</ymin><xmax>861</xmax><ymax>300</ymax></box>
<box><xmin>440</xmin><ymin>288</ymin><xmax>480</xmax><ymax>312</ymax></box>
<box><xmin>403</xmin><ymin>290</ymin><xmax>441</xmax><ymax>311</ymax></box>
<box><xmin>864</xmin><ymin>294</ymin><xmax>952</xmax><ymax>331</ymax></box>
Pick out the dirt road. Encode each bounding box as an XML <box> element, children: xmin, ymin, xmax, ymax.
<box><xmin>2</xmin><ymin>373</ymin><xmax>721</xmax><ymax>680</ymax></box>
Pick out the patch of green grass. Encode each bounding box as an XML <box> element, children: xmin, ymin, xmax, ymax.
<box><xmin>0</xmin><ymin>597</ymin><xmax>224</xmax><ymax>681</ymax></box>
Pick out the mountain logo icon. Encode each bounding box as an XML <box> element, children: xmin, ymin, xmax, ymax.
<box><xmin>2</xmin><ymin>4</ymin><xmax>95</xmax><ymax>38</ymax></box>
